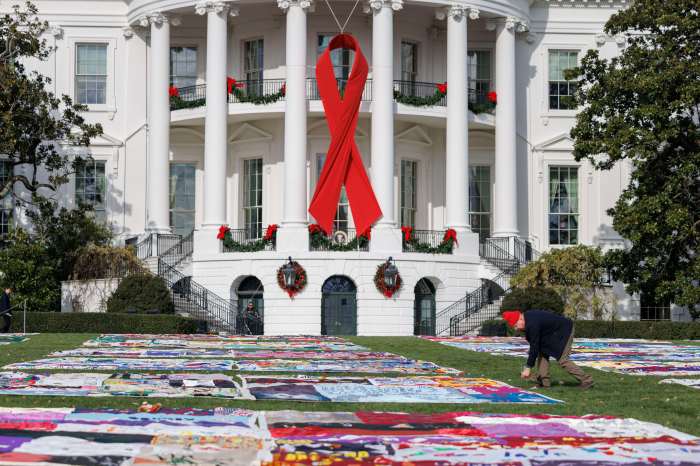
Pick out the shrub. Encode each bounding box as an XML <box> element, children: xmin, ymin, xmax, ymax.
<box><xmin>10</xmin><ymin>312</ymin><xmax>203</xmax><ymax>333</ymax></box>
<box><xmin>106</xmin><ymin>274</ymin><xmax>174</xmax><ymax>314</ymax></box>
<box><xmin>500</xmin><ymin>287</ymin><xmax>565</xmax><ymax>314</ymax></box>
<box><xmin>479</xmin><ymin>319</ymin><xmax>509</xmax><ymax>337</ymax></box>
<box><xmin>573</xmin><ymin>320</ymin><xmax>700</xmax><ymax>340</ymax></box>
<box><xmin>71</xmin><ymin>245</ymin><xmax>146</xmax><ymax>280</ymax></box>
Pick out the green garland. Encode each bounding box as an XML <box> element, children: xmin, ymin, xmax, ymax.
<box><xmin>393</xmin><ymin>89</ymin><xmax>496</xmax><ymax>114</ymax></box>
<box><xmin>170</xmin><ymin>96</ymin><xmax>205</xmax><ymax>110</ymax></box>
<box><xmin>403</xmin><ymin>237</ymin><xmax>455</xmax><ymax>254</ymax></box>
<box><xmin>222</xmin><ymin>231</ymin><xmax>275</xmax><ymax>252</ymax></box>
<box><xmin>309</xmin><ymin>229</ymin><xmax>369</xmax><ymax>252</ymax></box>
<box><xmin>230</xmin><ymin>86</ymin><xmax>285</xmax><ymax>105</ymax></box>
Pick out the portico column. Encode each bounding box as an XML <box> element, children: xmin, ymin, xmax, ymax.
<box><xmin>277</xmin><ymin>0</ymin><xmax>311</xmax><ymax>252</ymax></box>
<box><xmin>145</xmin><ymin>13</ymin><xmax>171</xmax><ymax>234</ymax></box>
<box><xmin>197</xmin><ymin>1</ymin><xmax>233</xmax><ymax>229</ymax></box>
<box><xmin>368</xmin><ymin>0</ymin><xmax>403</xmax><ymax>253</ymax></box>
<box><xmin>492</xmin><ymin>17</ymin><xmax>519</xmax><ymax>238</ymax></box>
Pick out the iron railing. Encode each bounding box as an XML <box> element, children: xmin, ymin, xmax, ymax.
<box><xmin>309</xmin><ymin>228</ymin><xmax>370</xmax><ymax>252</ymax></box>
<box><xmin>228</xmin><ymin>79</ymin><xmax>286</xmax><ymax>104</ymax></box>
<box><xmin>160</xmin><ymin>231</ymin><xmax>193</xmax><ymax>268</ymax></box>
<box><xmin>403</xmin><ymin>230</ymin><xmax>447</xmax><ymax>253</ymax></box>
<box><xmin>306</xmin><ymin>78</ymin><xmax>373</xmax><ymax>101</ymax></box>
<box><xmin>222</xmin><ymin>229</ymin><xmax>276</xmax><ymax>252</ymax></box>
<box><xmin>132</xmin><ymin>233</ymin><xmax>183</xmax><ymax>260</ymax></box>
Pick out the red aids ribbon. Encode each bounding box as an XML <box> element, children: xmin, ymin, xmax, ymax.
<box><xmin>308</xmin><ymin>34</ymin><xmax>382</xmax><ymax>235</ymax></box>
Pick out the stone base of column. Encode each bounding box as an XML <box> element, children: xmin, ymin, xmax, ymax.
<box><xmin>450</xmin><ymin>227</ymin><xmax>480</xmax><ymax>259</ymax></box>
<box><xmin>276</xmin><ymin>224</ymin><xmax>310</xmax><ymax>253</ymax></box>
<box><xmin>369</xmin><ymin>226</ymin><xmax>402</xmax><ymax>254</ymax></box>
<box><xmin>193</xmin><ymin>227</ymin><xmax>222</xmax><ymax>258</ymax></box>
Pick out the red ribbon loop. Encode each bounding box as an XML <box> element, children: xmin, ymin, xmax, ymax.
<box><xmin>308</xmin><ymin>34</ymin><xmax>382</xmax><ymax>236</ymax></box>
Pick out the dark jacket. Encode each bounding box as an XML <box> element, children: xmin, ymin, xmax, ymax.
<box><xmin>0</xmin><ymin>292</ymin><xmax>10</xmax><ymax>314</ymax></box>
<box><xmin>523</xmin><ymin>309</ymin><xmax>573</xmax><ymax>368</ymax></box>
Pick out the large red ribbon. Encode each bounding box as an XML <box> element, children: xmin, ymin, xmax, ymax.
<box><xmin>308</xmin><ymin>34</ymin><xmax>382</xmax><ymax>236</ymax></box>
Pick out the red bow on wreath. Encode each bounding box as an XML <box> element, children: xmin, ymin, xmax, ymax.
<box><xmin>169</xmin><ymin>86</ymin><xmax>180</xmax><ymax>98</ymax></box>
<box><xmin>280</xmin><ymin>83</ymin><xmax>286</xmax><ymax>96</ymax></box>
<box><xmin>487</xmin><ymin>91</ymin><xmax>497</xmax><ymax>104</ymax></box>
<box><xmin>217</xmin><ymin>225</ymin><xmax>231</xmax><ymax>240</ymax></box>
<box><xmin>401</xmin><ymin>226</ymin><xmax>413</xmax><ymax>242</ymax></box>
<box><xmin>227</xmin><ymin>77</ymin><xmax>245</xmax><ymax>94</ymax></box>
<box><xmin>308</xmin><ymin>223</ymin><xmax>323</xmax><ymax>235</ymax></box>
<box><xmin>263</xmin><ymin>224</ymin><xmax>278</xmax><ymax>241</ymax></box>
<box><xmin>443</xmin><ymin>228</ymin><xmax>459</xmax><ymax>246</ymax></box>
<box><xmin>436</xmin><ymin>82</ymin><xmax>447</xmax><ymax>95</ymax></box>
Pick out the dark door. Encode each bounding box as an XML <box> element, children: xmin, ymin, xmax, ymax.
<box><xmin>414</xmin><ymin>278</ymin><xmax>436</xmax><ymax>336</ymax></box>
<box><xmin>321</xmin><ymin>275</ymin><xmax>357</xmax><ymax>336</ymax></box>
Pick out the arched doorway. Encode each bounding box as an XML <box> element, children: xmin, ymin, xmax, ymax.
<box><xmin>321</xmin><ymin>275</ymin><xmax>357</xmax><ymax>335</ymax></box>
<box><xmin>414</xmin><ymin>278</ymin><xmax>436</xmax><ymax>336</ymax></box>
<box><xmin>236</xmin><ymin>276</ymin><xmax>264</xmax><ymax>335</ymax></box>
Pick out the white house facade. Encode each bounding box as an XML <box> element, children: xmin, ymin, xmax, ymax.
<box><xmin>4</xmin><ymin>0</ymin><xmax>690</xmax><ymax>334</ymax></box>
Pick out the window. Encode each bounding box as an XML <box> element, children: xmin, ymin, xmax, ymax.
<box><xmin>400</xmin><ymin>160</ymin><xmax>418</xmax><ymax>228</ymax></box>
<box><xmin>640</xmin><ymin>294</ymin><xmax>671</xmax><ymax>321</ymax></box>
<box><xmin>0</xmin><ymin>162</ymin><xmax>12</xmax><ymax>239</ymax></box>
<box><xmin>170</xmin><ymin>46</ymin><xmax>197</xmax><ymax>89</ymax></box>
<box><xmin>401</xmin><ymin>41</ymin><xmax>418</xmax><ymax>82</ymax></box>
<box><xmin>548</xmin><ymin>50</ymin><xmax>578</xmax><ymax>110</ymax></box>
<box><xmin>244</xmin><ymin>39</ymin><xmax>264</xmax><ymax>95</ymax></box>
<box><xmin>243</xmin><ymin>158</ymin><xmax>263</xmax><ymax>240</ymax></box>
<box><xmin>75</xmin><ymin>43</ymin><xmax>107</xmax><ymax>105</ymax></box>
<box><xmin>169</xmin><ymin>163</ymin><xmax>196</xmax><ymax>237</ymax></box>
<box><xmin>548</xmin><ymin>166</ymin><xmax>579</xmax><ymax>245</ymax></box>
<box><xmin>468</xmin><ymin>50</ymin><xmax>491</xmax><ymax>103</ymax></box>
<box><xmin>75</xmin><ymin>159</ymin><xmax>106</xmax><ymax>221</ymax></box>
<box><xmin>318</xmin><ymin>34</ymin><xmax>354</xmax><ymax>93</ymax></box>
<box><xmin>469</xmin><ymin>166</ymin><xmax>491</xmax><ymax>241</ymax></box>
<box><xmin>316</xmin><ymin>154</ymin><xmax>349</xmax><ymax>232</ymax></box>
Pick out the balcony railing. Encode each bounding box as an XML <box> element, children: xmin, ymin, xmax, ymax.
<box><xmin>309</xmin><ymin>228</ymin><xmax>370</xmax><ymax>252</ymax></box>
<box><xmin>171</xmin><ymin>79</ymin><xmax>491</xmax><ymax>111</ymax></box>
<box><xmin>403</xmin><ymin>230</ymin><xmax>450</xmax><ymax>253</ymax></box>
<box><xmin>222</xmin><ymin>229</ymin><xmax>276</xmax><ymax>252</ymax></box>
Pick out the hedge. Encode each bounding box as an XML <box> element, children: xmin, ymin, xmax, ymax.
<box><xmin>10</xmin><ymin>312</ymin><xmax>206</xmax><ymax>334</ymax></box>
<box><xmin>479</xmin><ymin>317</ymin><xmax>700</xmax><ymax>340</ymax></box>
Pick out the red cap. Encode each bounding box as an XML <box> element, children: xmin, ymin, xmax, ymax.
<box><xmin>502</xmin><ymin>310</ymin><xmax>522</xmax><ymax>328</ymax></box>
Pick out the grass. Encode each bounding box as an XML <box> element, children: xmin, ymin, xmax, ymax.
<box><xmin>0</xmin><ymin>333</ymin><xmax>698</xmax><ymax>436</ymax></box>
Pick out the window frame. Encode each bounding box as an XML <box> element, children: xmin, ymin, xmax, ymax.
<box><xmin>314</xmin><ymin>152</ymin><xmax>351</xmax><ymax>232</ymax></box>
<box><xmin>242</xmin><ymin>37</ymin><xmax>265</xmax><ymax>95</ymax></box>
<box><xmin>169</xmin><ymin>45</ymin><xmax>199</xmax><ymax>89</ymax></box>
<box><xmin>69</xmin><ymin>37</ymin><xmax>116</xmax><ymax>112</ymax></box>
<box><xmin>541</xmin><ymin>44</ymin><xmax>583</xmax><ymax>118</ymax></box>
<box><xmin>547</xmin><ymin>165</ymin><xmax>580</xmax><ymax>247</ymax></box>
<box><xmin>168</xmin><ymin>162</ymin><xmax>197</xmax><ymax>237</ymax></box>
<box><xmin>400</xmin><ymin>159</ymin><xmax>418</xmax><ymax>229</ymax></box>
<box><xmin>547</xmin><ymin>49</ymin><xmax>579</xmax><ymax>111</ymax></box>
<box><xmin>467</xmin><ymin>49</ymin><xmax>493</xmax><ymax>104</ymax></box>
<box><xmin>242</xmin><ymin>157</ymin><xmax>264</xmax><ymax>240</ymax></box>
<box><xmin>317</xmin><ymin>33</ymin><xmax>354</xmax><ymax>82</ymax></box>
<box><xmin>74</xmin><ymin>157</ymin><xmax>108</xmax><ymax>223</ymax></box>
<box><xmin>468</xmin><ymin>164</ymin><xmax>492</xmax><ymax>241</ymax></box>
<box><xmin>400</xmin><ymin>40</ymin><xmax>419</xmax><ymax>83</ymax></box>
<box><xmin>0</xmin><ymin>161</ymin><xmax>13</xmax><ymax>239</ymax></box>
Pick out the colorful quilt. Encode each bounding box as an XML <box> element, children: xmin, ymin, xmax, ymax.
<box><xmin>423</xmin><ymin>336</ymin><xmax>700</xmax><ymax>376</ymax></box>
<box><xmin>235</xmin><ymin>358</ymin><xmax>461</xmax><ymax>375</ymax></box>
<box><xmin>4</xmin><ymin>357</ymin><xmax>236</xmax><ymax>371</ymax></box>
<box><xmin>0</xmin><ymin>333</ymin><xmax>34</xmax><ymax>345</ymax></box>
<box><xmin>0</xmin><ymin>407</ymin><xmax>697</xmax><ymax>465</ymax></box>
<box><xmin>0</xmin><ymin>372</ymin><xmax>244</xmax><ymax>398</ymax></box>
<box><xmin>660</xmin><ymin>378</ymin><xmax>700</xmax><ymax>389</ymax></box>
<box><xmin>242</xmin><ymin>375</ymin><xmax>561</xmax><ymax>404</ymax></box>
<box><xmin>51</xmin><ymin>347</ymin><xmax>396</xmax><ymax>360</ymax></box>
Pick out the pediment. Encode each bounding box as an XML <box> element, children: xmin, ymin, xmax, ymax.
<box><xmin>228</xmin><ymin>123</ymin><xmax>272</xmax><ymax>144</ymax></box>
<box><xmin>395</xmin><ymin>125</ymin><xmax>432</xmax><ymax>146</ymax></box>
<box><xmin>171</xmin><ymin>127</ymin><xmax>204</xmax><ymax>145</ymax></box>
<box><xmin>65</xmin><ymin>130</ymin><xmax>123</xmax><ymax>148</ymax></box>
<box><xmin>307</xmin><ymin>119</ymin><xmax>367</xmax><ymax>139</ymax></box>
<box><xmin>534</xmin><ymin>133</ymin><xmax>574</xmax><ymax>152</ymax></box>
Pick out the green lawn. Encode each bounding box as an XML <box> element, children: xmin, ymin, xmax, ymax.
<box><xmin>0</xmin><ymin>333</ymin><xmax>698</xmax><ymax>436</ymax></box>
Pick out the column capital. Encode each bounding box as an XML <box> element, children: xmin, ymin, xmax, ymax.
<box><xmin>195</xmin><ymin>1</ymin><xmax>238</xmax><ymax>16</ymax></box>
<box><xmin>364</xmin><ymin>0</ymin><xmax>402</xmax><ymax>13</ymax></box>
<box><xmin>435</xmin><ymin>5</ymin><xmax>479</xmax><ymax>21</ymax></box>
<box><xmin>122</xmin><ymin>26</ymin><xmax>134</xmax><ymax>39</ymax></box>
<box><xmin>138</xmin><ymin>12</ymin><xmax>180</xmax><ymax>27</ymax></box>
<box><xmin>486</xmin><ymin>16</ymin><xmax>528</xmax><ymax>32</ymax></box>
<box><xmin>277</xmin><ymin>0</ymin><xmax>314</xmax><ymax>12</ymax></box>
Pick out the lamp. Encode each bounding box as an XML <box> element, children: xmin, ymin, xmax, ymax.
<box><xmin>281</xmin><ymin>257</ymin><xmax>297</xmax><ymax>288</ymax></box>
<box><xmin>383</xmin><ymin>257</ymin><xmax>398</xmax><ymax>288</ymax></box>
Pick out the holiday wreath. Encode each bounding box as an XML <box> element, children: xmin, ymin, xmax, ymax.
<box><xmin>374</xmin><ymin>261</ymin><xmax>402</xmax><ymax>298</ymax></box>
<box><xmin>277</xmin><ymin>260</ymin><xmax>307</xmax><ymax>298</ymax></box>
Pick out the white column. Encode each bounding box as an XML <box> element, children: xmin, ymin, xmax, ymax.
<box><xmin>277</xmin><ymin>0</ymin><xmax>311</xmax><ymax>252</ymax></box>
<box><xmin>444</xmin><ymin>6</ymin><xmax>469</xmax><ymax>231</ymax></box>
<box><xmin>368</xmin><ymin>0</ymin><xmax>403</xmax><ymax>254</ymax></box>
<box><xmin>197</xmin><ymin>1</ymin><xmax>231</xmax><ymax>229</ymax></box>
<box><xmin>493</xmin><ymin>17</ymin><xmax>519</xmax><ymax>238</ymax></box>
<box><xmin>145</xmin><ymin>13</ymin><xmax>171</xmax><ymax>234</ymax></box>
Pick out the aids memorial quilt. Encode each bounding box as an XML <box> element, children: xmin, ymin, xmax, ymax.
<box><xmin>0</xmin><ymin>372</ymin><xmax>244</xmax><ymax>398</ymax></box>
<box><xmin>242</xmin><ymin>375</ymin><xmax>561</xmax><ymax>404</ymax></box>
<box><xmin>51</xmin><ymin>347</ymin><xmax>396</xmax><ymax>360</ymax></box>
<box><xmin>1</xmin><ymin>408</ymin><xmax>697</xmax><ymax>465</ymax></box>
<box><xmin>0</xmin><ymin>407</ymin><xmax>268</xmax><ymax>465</ymax></box>
<box><xmin>423</xmin><ymin>336</ymin><xmax>700</xmax><ymax>376</ymax></box>
<box><xmin>0</xmin><ymin>334</ymin><xmax>35</xmax><ymax>345</ymax></box>
<box><xmin>4</xmin><ymin>357</ymin><xmax>236</xmax><ymax>371</ymax></box>
<box><xmin>236</xmin><ymin>358</ymin><xmax>461</xmax><ymax>375</ymax></box>
<box><xmin>660</xmin><ymin>378</ymin><xmax>700</xmax><ymax>389</ymax></box>
<box><xmin>263</xmin><ymin>410</ymin><xmax>700</xmax><ymax>465</ymax></box>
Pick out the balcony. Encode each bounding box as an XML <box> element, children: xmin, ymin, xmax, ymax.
<box><xmin>170</xmin><ymin>79</ymin><xmax>493</xmax><ymax>113</ymax></box>
<box><xmin>222</xmin><ymin>229</ymin><xmax>276</xmax><ymax>253</ymax></box>
<box><xmin>309</xmin><ymin>227</ymin><xmax>370</xmax><ymax>252</ymax></box>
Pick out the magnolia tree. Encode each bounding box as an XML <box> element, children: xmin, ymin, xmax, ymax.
<box><xmin>566</xmin><ymin>0</ymin><xmax>699</xmax><ymax>319</ymax></box>
<box><xmin>0</xmin><ymin>2</ymin><xmax>102</xmax><ymax>200</ymax></box>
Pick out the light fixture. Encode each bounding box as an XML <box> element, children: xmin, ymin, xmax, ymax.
<box><xmin>281</xmin><ymin>256</ymin><xmax>297</xmax><ymax>288</ymax></box>
<box><xmin>383</xmin><ymin>256</ymin><xmax>398</xmax><ymax>288</ymax></box>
